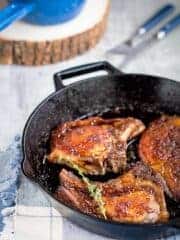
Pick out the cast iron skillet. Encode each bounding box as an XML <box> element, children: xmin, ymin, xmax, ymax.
<box><xmin>22</xmin><ymin>61</ymin><xmax>180</xmax><ymax>240</ymax></box>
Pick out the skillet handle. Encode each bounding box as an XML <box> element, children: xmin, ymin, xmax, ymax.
<box><xmin>54</xmin><ymin>61</ymin><xmax>122</xmax><ymax>91</ymax></box>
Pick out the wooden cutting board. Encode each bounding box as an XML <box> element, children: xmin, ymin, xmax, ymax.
<box><xmin>0</xmin><ymin>0</ymin><xmax>109</xmax><ymax>65</ymax></box>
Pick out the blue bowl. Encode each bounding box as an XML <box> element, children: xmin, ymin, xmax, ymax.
<box><xmin>0</xmin><ymin>0</ymin><xmax>86</xmax><ymax>31</ymax></box>
<box><xmin>23</xmin><ymin>0</ymin><xmax>86</xmax><ymax>25</ymax></box>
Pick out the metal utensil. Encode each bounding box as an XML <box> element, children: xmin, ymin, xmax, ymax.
<box><xmin>107</xmin><ymin>4</ymin><xmax>175</xmax><ymax>55</ymax></box>
<box><xmin>118</xmin><ymin>14</ymin><xmax>180</xmax><ymax>67</ymax></box>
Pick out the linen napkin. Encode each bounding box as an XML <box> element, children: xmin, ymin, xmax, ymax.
<box><xmin>0</xmin><ymin>135</ymin><xmax>62</xmax><ymax>240</ymax></box>
<box><xmin>15</xmin><ymin>205</ymin><xmax>62</xmax><ymax>240</ymax></box>
<box><xmin>0</xmin><ymin>135</ymin><xmax>22</xmax><ymax>240</ymax></box>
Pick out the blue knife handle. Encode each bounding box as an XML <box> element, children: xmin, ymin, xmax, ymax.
<box><xmin>138</xmin><ymin>4</ymin><xmax>175</xmax><ymax>35</ymax></box>
<box><xmin>157</xmin><ymin>14</ymin><xmax>180</xmax><ymax>39</ymax></box>
<box><xmin>0</xmin><ymin>2</ymin><xmax>35</xmax><ymax>31</ymax></box>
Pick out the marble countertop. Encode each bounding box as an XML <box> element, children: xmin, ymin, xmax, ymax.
<box><xmin>0</xmin><ymin>0</ymin><xmax>180</xmax><ymax>239</ymax></box>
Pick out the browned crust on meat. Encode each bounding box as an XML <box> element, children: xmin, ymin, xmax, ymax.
<box><xmin>55</xmin><ymin>169</ymin><xmax>101</xmax><ymax>217</ymax></box>
<box><xmin>55</xmin><ymin>164</ymin><xmax>169</xmax><ymax>223</ymax></box>
<box><xmin>139</xmin><ymin>116</ymin><xmax>180</xmax><ymax>201</ymax></box>
<box><xmin>48</xmin><ymin>117</ymin><xmax>145</xmax><ymax>175</ymax></box>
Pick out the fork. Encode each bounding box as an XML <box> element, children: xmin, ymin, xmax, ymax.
<box><xmin>107</xmin><ymin>4</ymin><xmax>175</xmax><ymax>55</ymax></box>
<box><xmin>118</xmin><ymin>13</ymin><xmax>180</xmax><ymax>68</ymax></box>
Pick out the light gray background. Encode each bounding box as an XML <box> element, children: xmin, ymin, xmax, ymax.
<box><xmin>0</xmin><ymin>0</ymin><xmax>180</xmax><ymax>239</ymax></box>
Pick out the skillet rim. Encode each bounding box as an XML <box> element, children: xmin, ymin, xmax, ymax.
<box><xmin>22</xmin><ymin>72</ymin><xmax>180</xmax><ymax>228</ymax></box>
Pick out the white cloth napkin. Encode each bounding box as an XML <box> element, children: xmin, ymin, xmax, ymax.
<box><xmin>15</xmin><ymin>205</ymin><xmax>62</xmax><ymax>240</ymax></box>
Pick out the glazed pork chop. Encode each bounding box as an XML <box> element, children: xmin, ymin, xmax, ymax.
<box><xmin>55</xmin><ymin>163</ymin><xmax>169</xmax><ymax>223</ymax></box>
<box><xmin>48</xmin><ymin>117</ymin><xmax>145</xmax><ymax>175</ymax></box>
<box><xmin>139</xmin><ymin>116</ymin><xmax>180</xmax><ymax>201</ymax></box>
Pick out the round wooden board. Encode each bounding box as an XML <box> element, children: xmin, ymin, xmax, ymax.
<box><xmin>0</xmin><ymin>0</ymin><xmax>109</xmax><ymax>65</ymax></box>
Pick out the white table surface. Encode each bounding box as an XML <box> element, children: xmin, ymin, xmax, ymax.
<box><xmin>0</xmin><ymin>0</ymin><xmax>180</xmax><ymax>239</ymax></box>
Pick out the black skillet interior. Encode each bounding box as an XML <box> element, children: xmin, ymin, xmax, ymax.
<box><xmin>22</xmin><ymin>61</ymin><xmax>180</xmax><ymax>232</ymax></box>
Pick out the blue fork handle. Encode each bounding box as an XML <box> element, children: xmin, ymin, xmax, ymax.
<box><xmin>138</xmin><ymin>4</ymin><xmax>175</xmax><ymax>35</ymax></box>
<box><xmin>0</xmin><ymin>2</ymin><xmax>35</xmax><ymax>31</ymax></box>
<box><xmin>157</xmin><ymin>14</ymin><xmax>180</xmax><ymax>39</ymax></box>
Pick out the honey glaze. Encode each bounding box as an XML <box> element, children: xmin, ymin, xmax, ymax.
<box><xmin>39</xmin><ymin>107</ymin><xmax>179</xmax><ymax>219</ymax></box>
